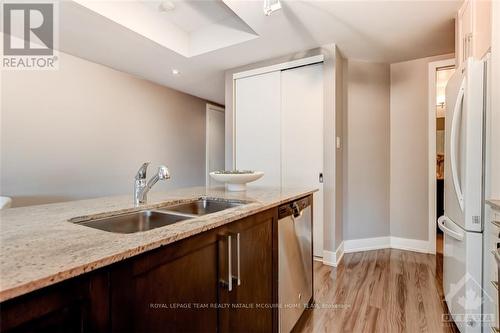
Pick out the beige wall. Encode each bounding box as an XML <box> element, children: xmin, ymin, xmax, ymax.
<box><xmin>1</xmin><ymin>51</ymin><xmax>208</xmax><ymax>207</ymax></box>
<box><xmin>389</xmin><ymin>54</ymin><xmax>453</xmax><ymax>241</ymax></box>
<box><xmin>343</xmin><ymin>61</ymin><xmax>391</xmax><ymax>240</ymax></box>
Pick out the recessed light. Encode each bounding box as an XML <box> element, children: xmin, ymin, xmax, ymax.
<box><xmin>172</xmin><ymin>69</ymin><xmax>180</xmax><ymax>75</ymax></box>
<box><xmin>158</xmin><ymin>1</ymin><xmax>175</xmax><ymax>12</ymax></box>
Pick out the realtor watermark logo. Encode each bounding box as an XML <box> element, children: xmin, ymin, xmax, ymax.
<box><xmin>442</xmin><ymin>272</ymin><xmax>494</xmax><ymax>329</ymax></box>
<box><xmin>1</xmin><ymin>1</ymin><xmax>59</xmax><ymax>70</ymax></box>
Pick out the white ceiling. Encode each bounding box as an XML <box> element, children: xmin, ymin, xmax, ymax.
<box><xmin>72</xmin><ymin>0</ymin><xmax>257</xmax><ymax>57</ymax></box>
<box><xmin>59</xmin><ymin>0</ymin><xmax>461</xmax><ymax>105</ymax></box>
<box><xmin>140</xmin><ymin>0</ymin><xmax>236</xmax><ymax>33</ymax></box>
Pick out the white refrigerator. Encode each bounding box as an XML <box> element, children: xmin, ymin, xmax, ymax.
<box><xmin>438</xmin><ymin>57</ymin><xmax>490</xmax><ymax>332</ymax></box>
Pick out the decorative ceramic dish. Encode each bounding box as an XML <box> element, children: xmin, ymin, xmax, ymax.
<box><xmin>209</xmin><ymin>171</ymin><xmax>264</xmax><ymax>191</ymax></box>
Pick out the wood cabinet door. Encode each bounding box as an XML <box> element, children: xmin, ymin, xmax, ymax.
<box><xmin>219</xmin><ymin>208</ymin><xmax>277</xmax><ymax>333</ymax></box>
<box><xmin>472</xmin><ymin>0</ymin><xmax>492</xmax><ymax>59</ymax></box>
<box><xmin>110</xmin><ymin>230</ymin><xmax>220</xmax><ymax>333</ymax></box>
<box><xmin>0</xmin><ymin>272</ymin><xmax>109</xmax><ymax>333</ymax></box>
<box><xmin>456</xmin><ymin>0</ymin><xmax>473</xmax><ymax>68</ymax></box>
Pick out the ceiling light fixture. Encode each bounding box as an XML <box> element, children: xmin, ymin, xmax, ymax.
<box><xmin>263</xmin><ymin>0</ymin><xmax>281</xmax><ymax>16</ymax></box>
<box><xmin>158</xmin><ymin>1</ymin><xmax>175</xmax><ymax>12</ymax></box>
<box><xmin>171</xmin><ymin>69</ymin><xmax>180</xmax><ymax>75</ymax></box>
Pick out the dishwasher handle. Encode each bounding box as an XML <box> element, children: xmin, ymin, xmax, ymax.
<box><xmin>292</xmin><ymin>203</ymin><xmax>302</xmax><ymax>218</ymax></box>
<box><xmin>278</xmin><ymin>196</ymin><xmax>311</xmax><ymax>219</ymax></box>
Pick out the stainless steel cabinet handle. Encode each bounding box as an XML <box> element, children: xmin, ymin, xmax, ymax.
<box><xmin>236</xmin><ymin>233</ymin><xmax>241</xmax><ymax>286</ymax></box>
<box><xmin>467</xmin><ymin>34</ymin><xmax>473</xmax><ymax>58</ymax></box>
<box><xmin>463</xmin><ymin>37</ymin><xmax>466</xmax><ymax>62</ymax></box>
<box><xmin>219</xmin><ymin>234</ymin><xmax>233</xmax><ymax>291</ymax></box>
<box><xmin>230</xmin><ymin>233</ymin><xmax>241</xmax><ymax>286</ymax></box>
<box><xmin>221</xmin><ymin>233</ymin><xmax>240</xmax><ymax>290</ymax></box>
<box><xmin>464</xmin><ymin>37</ymin><xmax>466</xmax><ymax>62</ymax></box>
<box><xmin>228</xmin><ymin>234</ymin><xmax>232</xmax><ymax>291</ymax></box>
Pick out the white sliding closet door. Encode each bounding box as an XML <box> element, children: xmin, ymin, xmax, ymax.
<box><xmin>281</xmin><ymin>64</ymin><xmax>324</xmax><ymax>257</ymax></box>
<box><xmin>235</xmin><ymin>71</ymin><xmax>281</xmax><ymax>186</ymax></box>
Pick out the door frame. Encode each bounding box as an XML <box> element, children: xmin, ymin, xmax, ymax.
<box><xmin>206</xmin><ymin>103</ymin><xmax>225</xmax><ymax>187</ymax></box>
<box><xmin>427</xmin><ymin>58</ymin><xmax>455</xmax><ymax>254</ymax></box>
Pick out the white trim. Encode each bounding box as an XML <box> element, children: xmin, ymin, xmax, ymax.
<box><xmin>207</xmin><ymin>103</ymin><xmax>224</xmax><ymax>113</ymax></box>
<box><xmin>427</xmin><ymin>58</ymin><xmax>455</xmax><ymax>255</ymax></box>
<box><xmin>344</xmin><ymin>237</ymin><xmax>390</xmax><ymax>253</ymax></box>
<box><xmin>232</xmin><ymin>55</ymin><xmax>324</xmax><ymax>80</ymax></box>
<box><xmin>205</xmin><ymin>103</ymin><xmax>225</xmax><ymax>187</ymax></box>
<box><xmin>390</xmin><ymin>237</ymin><xmax>431</xmax><ymax>254</ymax></box>
<box><xmin>342</xmin><ymin>236</ymin><xmax>431</xmax><ymax>254</ymax></box>
<box><xmin>322</xmin><ymin>241</ymin><xmax>344</xmax><ymax>267</ymax></box>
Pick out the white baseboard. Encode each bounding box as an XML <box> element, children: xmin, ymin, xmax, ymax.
<box><xmin>341</xmin><ymin>236</ymin><xmax>431</xmax><ymax>254</ymax></box>
<box><xmin>390</xmin><ymin>236</ymin><xmax>431</xmax><ymax>253</ymax></box>
<box><xmin>317</xmin><ymin>236</ymin><xmax>431</xmax><ymax>268</ymax></box>
<box><xmin>344</xmin><ymin>236</ymin><xmax>390</xmax><ymax>253</ymax></box>
<box><xmin>322</xmin><ymin>241</ymin><xmax>344</xmax><ymax>267</ymax></box>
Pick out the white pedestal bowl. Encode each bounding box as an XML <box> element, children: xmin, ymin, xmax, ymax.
<box><xmin>209</xmin><ymin>171</ymin><xmax>264</xmax><ymax>191</ymax></box>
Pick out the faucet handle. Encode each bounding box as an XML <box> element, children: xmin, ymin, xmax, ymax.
<box><xmin>135</xmin><ymin>162</ymin><xmax>150</xmax><ymax>180</ymax></box>
<box><xmin>157</xmin><ymin>165</ymin><xmax>171</xmax><ymax>180</ymax></box>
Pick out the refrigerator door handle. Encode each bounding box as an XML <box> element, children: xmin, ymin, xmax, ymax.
<box><xmin>438</xmin><ymin>216</ymin><xmax>464</xmax><ymax>241</ymax></box>
<box><xmin>450</xmin><ymin>78</ymin><xmax>466</xmax><ymax>211</ymax></box>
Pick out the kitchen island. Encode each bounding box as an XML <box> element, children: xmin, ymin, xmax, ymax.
<box><xmin>0</xmin><ymin>186</ymin><xmax>315</xmax><ymax>333</ymax></box>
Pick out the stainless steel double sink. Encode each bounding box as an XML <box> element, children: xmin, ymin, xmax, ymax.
<box><xmin>73</xmin><ymin>198</ymin><xmax>247</xmax><ymax>234</ymax></box>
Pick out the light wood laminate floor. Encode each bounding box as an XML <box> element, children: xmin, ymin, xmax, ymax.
<box><xmin>294</xmin><ymin>249</ymin><xmax>459</xmax><ymax>333</ymax></box>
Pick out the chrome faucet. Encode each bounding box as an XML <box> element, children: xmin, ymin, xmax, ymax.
<box><xmin>134</xmin><ymin>162</ymin><xmax>171</xmax><ymax>206</ymax></box>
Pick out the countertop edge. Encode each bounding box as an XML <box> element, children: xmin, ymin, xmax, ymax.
<box><xmin>0</xmin><ymin>189</ymin><xmax>316</xmax><ymax>302</ymax></box>
<box><xmin>487</xmin><ymin>199</ymin><xmax>500</xmax><ymax>211</ymax></box>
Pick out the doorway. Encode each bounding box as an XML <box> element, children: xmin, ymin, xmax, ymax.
<box><xmin>428</xmin><ymin>59</ymin><xmax>455</xmax><ymax>255</ymax></box>
<box><xmin>206</xmin><ymin>104</ymin><xmax>225</xmax><ymax>187</ymax></box>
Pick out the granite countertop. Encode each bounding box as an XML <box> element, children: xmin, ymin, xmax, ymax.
<box><xmin>487</xmin><ymin>199</ymin><xmax>500</xmax><ymax>211</ymax></box>
<box><xmin>0</xmin><ymin>186</ymin><xmax>316</xmax><ymax>302</ymax></box>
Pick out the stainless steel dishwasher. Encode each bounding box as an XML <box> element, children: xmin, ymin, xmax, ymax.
<box><xmin>278</xmin><ymin>196</ymin><xmax>313</xmax><ymax>333</ymax></box>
